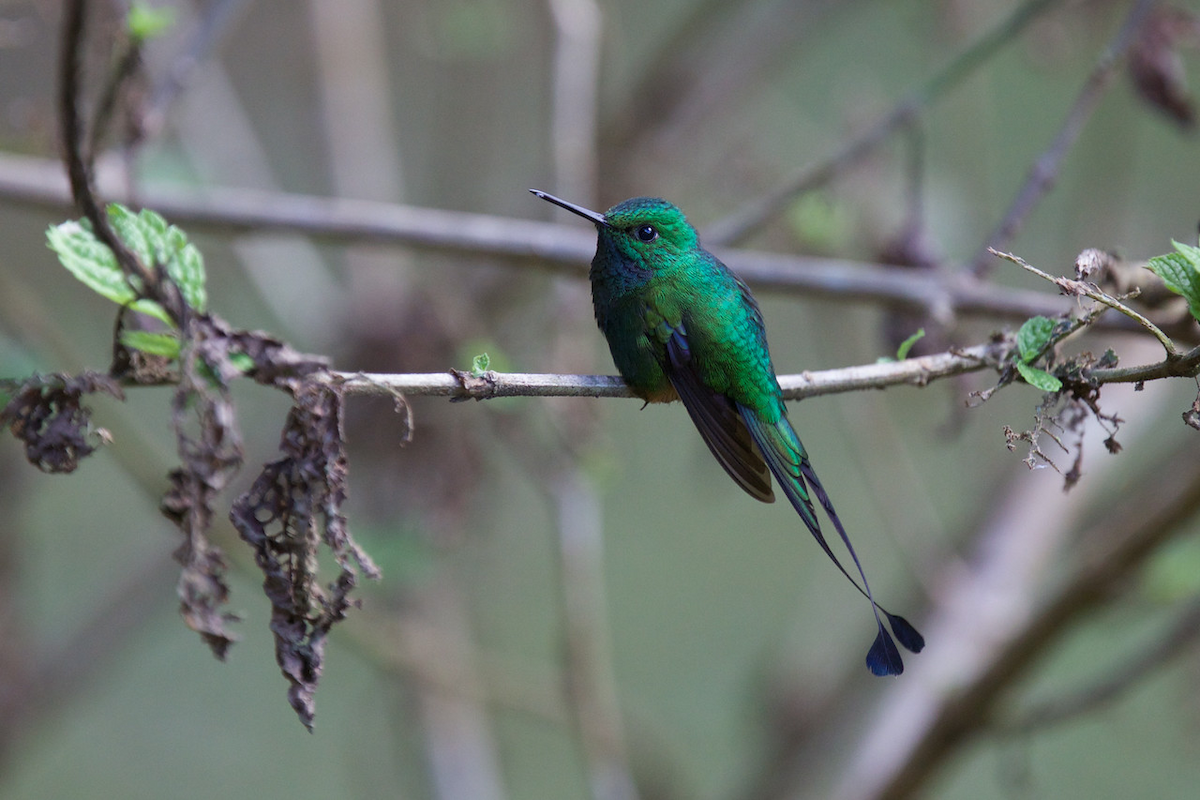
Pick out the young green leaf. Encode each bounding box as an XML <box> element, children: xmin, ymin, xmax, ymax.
<box><xmin>1017</xmin><ymin>316</ymin><xmax>1056</xmax><ymax>363</ymax></box>
<box><xmin>107</xmin><ymin>204</ymin><xmax>208</xmax><ymax>312</ymax></box>
<box><xmin>1147</xmin><ymin>241</ymin><xmax>1200</xmax><ymax>322</ymax></box>
<box><xmin>165</xmin><ymin>236</ymin><xmax>207</xmax><ymax>312</ymax></box>
<box><xmin>119</xmin><ymin>330</ymin><xmax>181</xmax><ymax>358</ymax></box>
<box><xmin>107</xmin><ymin>204</ymin><xmax>154</xmax><ymax>267</ymax></box>
<box><xmin>46</xmin><ymin>220</ymin><xmax>137</xmax><ymax>306</ymax></box>
<box><xmin>895</xmin><ymin>328</ymin><xmax>925</xmax><ymax>361</ymax></box>
<box><xmin>1016</xmin><ymin>361</ymin><xmax>1063</xmax><ymax>392</ymax></box>
<box><xmin>128</xmin><ymin>298</ymin><xmax>174</xmax><ymax>326</ymax></box>
<box><xmin>471</xmin><ymin>352</ymin><xmax>490</xmax><ymax>376</ymax></box>
<box><xmin>48</xmin><ymin>206</ymin><xmax>208</xmax><ymax>318</ymax></box>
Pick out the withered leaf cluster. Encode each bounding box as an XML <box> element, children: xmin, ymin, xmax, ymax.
<box><xmin>169</xmin><ymin>313</ymin><xmax>380</xmax><ymax>730</ymax></box>
<box><xmin>2</xmin><ymin>310</ymin><xmax>383</xmax><ymax>730</ymax></box>
<box><xmin>0</xmin><ymin>371</ymin><xmax>123</xmax><ymax>473</ymax></box>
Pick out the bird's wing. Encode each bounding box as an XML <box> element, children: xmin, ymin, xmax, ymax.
<box><xmin>664</xmin><ymin>323</ymin><xmax>775</xmax><ymax>503</ymax></box>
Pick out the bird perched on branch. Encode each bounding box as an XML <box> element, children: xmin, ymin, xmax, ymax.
<box><xmin>532</xmin><ymin>189</ymin><xmax>924</xmax><ymax>675</ymax></box>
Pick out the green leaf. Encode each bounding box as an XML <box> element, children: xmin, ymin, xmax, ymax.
<box><xmin>166</xmin><ymin>238</ymin><xmax>207</xmax><ymax>312</ymax></box>
<box><xmin>48</xmin><ymin>206</ymin><xmax>207</xmax><ymax>315</ymax></box>
<box><xmin>127</xmin><ymin>3</ymin><xmax>175</xmax><ymax>41</ymax></box>
<box><xmin>895</xmin><ymin>328</ymin><xmax>925</xmax><ymax>361</ymax></box>
<box><xmin>1147</xmin><ymin>241</ymin><xmax>1200</xmax><ymax>322</ymax></box>
<box><xmin>1016</xmin><ymin>361</ymin><xmax>1063</xmax><ymax>392</ymax></box>
<box><xmin>119</xmin><ymin>330</ymin><xmax>181</xmax><ymax>358</ymax></box>
<box><xmin>108</xmin><ymin>204</ymin><xmax>207</xmax><ymax>312</ymax></box>
<box><xmin>107</xmin><ymin>204</ymin><xmax>153</xmax><ymax>267</ymax></box>
<box><xmin>128</xmin><ymin>298</ymin><xmax>174</xmax><ymax>326</ymax></box>
<box><xmin>785</xmin><ymin>192</ymin><xmax>852</xmax><ymax>253</ymax></box>
<box><xmin>1017</xmin><ymin>316</ymin><xmax>1056</xmax><ymax>363</ymax></box>
<box><xmin>1175</xmin><ymin>239</ymin><xmax>1200</xmax><ymax>268</ymax></box>
<box><xmin>46</xmin><ymin>220</ymin><xmax>136</xmax><ymax>306</ymax></box>
<box><xmin>471</xmin><ymin>352</ymin><xmax>490</xmax><ymax>376</ymax></box>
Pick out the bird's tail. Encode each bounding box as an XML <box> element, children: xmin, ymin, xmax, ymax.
<box><xmin>738</xmin><ymin>405</ymin><xmax>924</xmax><ymax>676</ymax></box>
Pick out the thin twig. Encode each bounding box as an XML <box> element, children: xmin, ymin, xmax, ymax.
<box><xmin>73</xmin><ymin>336</ymin><xmax>1200</xmax><ymax>402</ymax></box>
<box><xmin>1088</xmin><ymin>343</ymin><xmax>1200</xmax><ymax>384</ymax></box>
<box><xmin>704</xmin><ymin>0</ymin><xmax>1063</xmax><ymax>246</ymax></box>
<box><xmin>57</xmin><ymin>0</ymin><xmax>159</xmax><ymax>298</ymax></box>
<box><xmin>991</xmin><ymin>247</ymin><xmax>1181</xmax><ymax>356</ymax></box>
<box><xmin>142</xmin><ymin>0</ymin><xmax>253</xmax><ymax>141</ymax></box>
<box><xmin>970</xmin><ymin>0</ymin><xmax>1159</xmax><ymax>277</ymax></box>
<box><xmin>87</xmin><ymin>34</ymin><xmax>144</xmax><ymax>160</ymax></box>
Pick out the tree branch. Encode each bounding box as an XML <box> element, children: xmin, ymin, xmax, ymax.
<box><xmin>57</xmin><ymin>0</ymin><xmax>157</xmax><ymax>294</ymax></box>
<box><xmin>319</xmin><ymin>343</ymin><xmax>1003</xmax><ymax>402</ymax></box>
<box><xmin>3</xmin><ymin>151</ymin><xmax>1173</xmax><ymax>334</ymax></box>
<box><xmin>970</xmin><ymin>0</ymin><xmax>1159</xmax><ymax>276</ymax></box>
<box><xmin>993</xmin><ymin>247</ymin><xmax>1183</xmax><ymax>356</ymax></box>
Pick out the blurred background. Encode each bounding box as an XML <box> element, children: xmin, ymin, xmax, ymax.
<box><xmin>2</xmin><ymin>1</ymin><xmax>1200</xmax><ymax>798</ymax></box>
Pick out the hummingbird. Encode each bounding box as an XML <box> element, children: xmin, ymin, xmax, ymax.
<box><xmin>531</xmin><ymin>189</ymin><xmax>924</xmax><ymax>676</ymax></box>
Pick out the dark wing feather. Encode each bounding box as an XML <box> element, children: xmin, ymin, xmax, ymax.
<box><xmin>663</xmin><ymin>324</ymin><xmax>775</xmax><ymax>503</ymax></box>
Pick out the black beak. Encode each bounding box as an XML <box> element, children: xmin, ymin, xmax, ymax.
<box><xmin>530</xmin><ymin>189</ymin><xmax>610</xmax><ymax>228</ymax></box>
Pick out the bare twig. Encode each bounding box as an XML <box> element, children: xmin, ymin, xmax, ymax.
<box><xmin>1089</xmin><ymin>344</ymin><xmax>1200</xmax><ymax>383</ymax></box>
<box><xmin>970</xmin><ymin>0</ymin><xmax>1159</xmax><ymax>277</ymax></box>
<box><xmin>57</xmin><ymin>0</ymin><xmax>172</xmax><ymax>314</ymax></box>
<box><xmin>704</xmin><ymin>0</ymin><xmax>1062</xmax><ymax>246</ymax></box>
<box><xmin>991</xmin><ymin>247</ymin><xmax>1181</xmax><ymax>356</ymax></box>
<box><xmin>77</xmin><ymin>334</ymin><xmax>1200</xmax><ymax>403</ymax></box>
<box><xmin>87</xmin><ymin>31</ymin><xmax>144</xmax><ymax>160</ymax></box>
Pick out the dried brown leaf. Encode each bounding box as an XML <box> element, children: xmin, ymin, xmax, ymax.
<box><xmin>0</xmin><ymin>372</ymin><xmax>123</xmax><ymax>473</ymax></box>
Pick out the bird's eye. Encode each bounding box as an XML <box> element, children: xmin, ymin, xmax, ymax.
<box><xmin>635</xmin><ymin>225</ymin><xmax>658</xmax><ymax>242</ymax></box>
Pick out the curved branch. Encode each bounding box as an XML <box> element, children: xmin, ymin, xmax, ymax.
<box><xmin>1088</xmin><ymin>343</ymin><xmax>1200</xmax><ymax>384</ymax></box>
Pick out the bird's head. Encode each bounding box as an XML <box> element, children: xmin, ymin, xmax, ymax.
<box><xmin>531</xmin><ymin>190</ymin><xmax>700</xmax><ymax>273</ymax></box>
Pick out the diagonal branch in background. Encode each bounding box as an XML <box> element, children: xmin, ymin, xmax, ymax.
<box><xmin>970</xmin><ymin>0</ymin><xmax>1160</xmax><ymax>277</ymax></box>
<box><xmin>703</xmin><ymin>0</ymin><xmax>1063</xmax><ymax>246</ymax></box>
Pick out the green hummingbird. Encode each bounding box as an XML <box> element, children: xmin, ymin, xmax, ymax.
<box><xmin>531</xmin><ymin>189</ymin><xmax>924</xmax><ymax>676</ymax></box>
